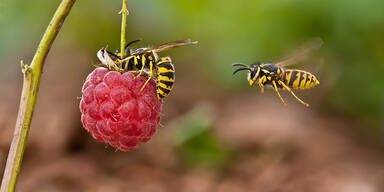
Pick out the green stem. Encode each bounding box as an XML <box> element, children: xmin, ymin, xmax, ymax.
<box><xmin>0</xmin><ymin>0</ymin><xmax>76</xmax><ymax>191</ymax></box>
<box><xmin>120</xmin><ymin>0</ymin><xmax>129</xmax><ymax>58</ymax></box>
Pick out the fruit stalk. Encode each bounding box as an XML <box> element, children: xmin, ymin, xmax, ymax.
<box><xmin>1</xmin><ymin>0</ymin><xmax>76</xmax><ymax>191</ymax></box>
<box><xmin>120</xmin><ymin>0</ymin><xmax>129</xmax><ymax>58</ymax></box>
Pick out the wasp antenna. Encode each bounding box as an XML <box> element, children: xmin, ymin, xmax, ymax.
<box><xmin>232</xmin><ymin>63</ymin><xmax>249</xmax><ymax>67</ymax></box>
<box><xmin>106</xmin><ymin>50</ymin><xmax>119</xmax><ymax>58</ymax></box>
<box><xmin>232</xmin><ymin>67</ymin><xmax>250</xmax><ymax>75</ymax></box>
<box><xmin>125</xmin><ymin>39</ymin><xmax>142</xmax><ymax>48</ymax></box>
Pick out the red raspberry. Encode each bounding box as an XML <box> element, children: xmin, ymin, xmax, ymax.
<box><xmin>80</xmin><ymin>67</ymin><xmax>162</xmax><ymax>151</ymax></box>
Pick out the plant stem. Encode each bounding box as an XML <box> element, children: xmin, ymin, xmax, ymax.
<box><xmin>0</xmin><ymin>0</ymin><xmax>76</xmax><ymax>191</ymax></box>
<box><xmin>120</xmin><ymin>0</ymin><xmax>129</xmax><ymax>58</ymax></box>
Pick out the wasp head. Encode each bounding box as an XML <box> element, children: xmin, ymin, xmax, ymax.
<box><xmin>232</xmin><ymin>62</ymin><xmax>261</xmax><ymax>86</ymax></box>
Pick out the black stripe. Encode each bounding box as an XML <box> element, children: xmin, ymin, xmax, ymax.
<box><xmin>157</xmin><ymin>62</ymin><xmax>174</xmax><ymax>70</ymax></box>
<box><xmin>297</xmin><ymin>71</ymin><xmax>303</xmax><ymax>87</ymax></box>
<box><xmin>304</xmin><ymin>72</ymin><xmax>312</xmax><ymax>86</ymax></box>
<box><xmin>144</xmin><ymin>56</ymin><xmax>152</xmax><ymax>68</ymax></box>
<box><xmin>159</xmin><ymin>80</ymin><xmax>174</xmax><ymax>88</ymax></box>
<box><xmin>134</xmin><ymin>57</ymin><xmax>143</xmax><ymax>69</ymax></box>
<box><xmin>121</xmin><ymin>61</ymin><xmax>126</xmax><ymax>70</ymax></box>
<box><xmin>128</xmin><ymin>62</ymin><xmax>134</xmax><ymax>70</ymax></box>
<box><xmin>299</xmin><ymin>72</ymin><xmax>306</xmax><ymax>87</ymax></box>
<box><xmin>159</xmin><ymin>72</ymin><xmax>174</xmax><ymax>79</ymax></box>
<box><xmin>310</xmin><ymin>73</ymin><xmax>316</xmax><ymax>84</ymax></box>
<box><xmin>158</xmin><ymin>94</ymin><xmax>165</xmax><ymax>98</ymax></box>
<box><xmin>128</xmin><ymin>59</ymin><xmax>135</xmax><ymax>70</ymax></box>
<box><xmin>158</xmin><ymin>86</ymin><xmax>170</xmax><ymax>94</ymax></box>
<box><xmin>121</xmin><ymin>57</ymin><xmax>135</xmax><ymax>70</ymax></box>
<box><xmin>288</xmin><ymin>71</ymin><xmax>298</xmax><ymax>86</ymax></box>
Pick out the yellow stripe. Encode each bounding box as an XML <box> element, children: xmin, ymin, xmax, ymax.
<box><xmin>156</xmin><ymin>61</ymin><xmax>166</xmax><ymax>66</ymax></box>
<box><xmin>159</xmin><ymin>82</ymin><xmax>171</xmax><ymax>90</ymax></box>
<box><xmin>157</xmin><ymin>59</ymin><xmax>170</xmax><ymax>65</ymax></box>
<box><xmin>314</xmin><ymin>76</ymin><xmax>320</xmax><ymax>85</ymax></box>
<box><xmin>259</xmin><ymin>76</ymin><xmax>267</xmax><ymax>85</ymax></box>
<box><xmin>262</xmin><ymin>69</ymin><xmax>270</xmax><ymax>74</ymax></box>
<box><xmin>142</xmin><ymin>55</ymin><xmax>146</xmax><ymax>65</ymax></box>
<box><xmin>255</xmin><ymin>67</ymin><xmax>260</xmax><ymax>78</ymax></box>
<box><xmin>292</xmin><ymin>72</ymin><xmax>301</xmax><ymax>89</ymax></box>
<box><xmin>277</xmin><ymin>68</ymin><xmax>282</xmax><ymax>75</ymax></box>
<box><xmin>158</xmin><ymin>67</ymin><xmax>174</xmax><ymax>73</ymax></box>
<box><xmin>285</xmin><ymin>71</ymin><xmax>292</xmax><ymax>84</ymax></box>
<box><xmin>312</xmin><ymin>76</ymin><xmax>320</xmax><ymax>86</ymax></box>
<box><xmin>305</xmin><ymin>75</ymin><xmax>312</xmax><ymax>88</ymax></box>
<box><xmin>158</xmin><ymin>75</ymin><xmax>173</xmax><ymax>82</ymax></box>
<box><xmin>161</xmin><ymin>58</ymin><xmax>171</xmax><ymax>62</ymax></box>
<box><xmin>157</xmin><ymin>89</ymin><xmax>167</xmax><ymax>97</ymax></box>
<box><xmin>299</xmin><ymin>73</ymin><xmax>307</xmax><ymax>89</ymax></box>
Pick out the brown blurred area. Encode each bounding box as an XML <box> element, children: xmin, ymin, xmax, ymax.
<box><xmin>2</xmin><ymin>0</ymin><xmax>384</xmax><ymax>191</ymax></box>
<box><xmin>0</xmin><ymin>48</ymin><xmax>383</xmax><ymax>192</ymax></box>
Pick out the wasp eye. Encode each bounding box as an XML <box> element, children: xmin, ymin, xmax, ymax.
<box><xmin>250</xmin><ymin>66</ymin><xmax>259</xmax><ymax>79</ymax></box>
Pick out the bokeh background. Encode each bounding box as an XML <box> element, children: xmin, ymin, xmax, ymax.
<box><xmin>1</xmin><ymin>0</ymin><xmax>384</xmax><ymax>191</ymax></box>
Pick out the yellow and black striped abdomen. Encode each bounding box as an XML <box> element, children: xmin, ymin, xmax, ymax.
<box><xmin>156</xmin><ymin>57</ymin><xmax>175</xmax><ymax>99</ymax></box>
<box><xmin>283</xmin><ymin>69</ymin><xmax>319</xmax><ymax>90</ymax></box>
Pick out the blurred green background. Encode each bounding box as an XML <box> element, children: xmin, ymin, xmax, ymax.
<box><xmin>1</xmin><ymin>0</ymin><xmax>383</xmax><ymax>129</ymax></box>
<box><xmin>1</xmin><ymin>0</ymin><xmax>384</xmax><ymax>191</ymax></box>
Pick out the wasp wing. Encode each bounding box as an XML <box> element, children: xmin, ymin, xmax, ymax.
<box><xmin>140</xmin><ymin>39</ymin><xmax>198</xmax><ymax>54</ymax></box>
<box><xmin>274</xmin><ymin>37</ymin><xmax>323</xmax><ymax>67</ymax></box>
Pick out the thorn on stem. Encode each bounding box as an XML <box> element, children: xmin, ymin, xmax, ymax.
<box><xmin>118</xmin><ymin>8</ymin><xmax>129</xmax><ymax>15</ymax></box>
<box><xmin>20</xmin><ymin>60</ymin><xmax>31</xmax><ymax>74</ymax></box>
<box><xmin>118</xmin><ymin>0</ymin><xmax>129</xmax><ymax>15</ymax></box>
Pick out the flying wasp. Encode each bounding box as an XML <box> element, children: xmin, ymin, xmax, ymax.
<box><xmin>97</xmin><ymin>39</ymin><xmax>198</xmax><ymax>100</ymax></box>
<box><xmin>232</xmin><ymin>38</ymin><xmax>322</xmax><ymax>107</ymax></box>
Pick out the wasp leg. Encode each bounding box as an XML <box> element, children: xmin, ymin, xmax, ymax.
<box><xmin>136</xmin><ymin>56</ymin><xmax>146</xmax><ymax>78</ymax></box>
<box><xmin>259</xmin><ymin>83</ymin><xmax>264</xmax><ymax>93</ymax></box>
<box><xmin>136</xmin><ymin>64</ymin><xmax>145</xmax><ymax>78</ymax></box>
<box><xmin>272</xmin><ymin>80</ymin><xmax>287</xmax><ymax>106</ymax></box>
<box><xmin>119</xmin><ymin>56</ymin><xmax>134</xmax><ymax>71</ymax></box>
<box><xmin>278</xmin><ymin>80</ymin><xmax>309</xmax><ymax>107</ymax></box>
<box><xmin>257</xmin><ymin>82</ymin><xmax>264</xmax><ymax>93</ymax></box>
<box><xmin>258</xmin><ymin>76</ymin><xmax>267</xmax><ymax>93</ymax></box>
<box><xmin>139</xmin><ymin>61</ymin><xmax>154</xmax><ymax>93</ymax></box>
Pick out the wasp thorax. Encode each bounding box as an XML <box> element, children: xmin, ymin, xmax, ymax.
<box><xmin>133</xmin><ymin>48</ymin><xmax>146</xmax><ymax>54</ymax></box>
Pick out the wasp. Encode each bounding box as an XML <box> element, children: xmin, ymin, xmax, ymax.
<box><xmin>232</xmin><ymin>38</ymin><xmax>322</xmax><ymax>107</ymax></box>
<box><xmin>97</xmin><ymin>39</ymin><xmax>198</xmax><ymax>100</ymax></box>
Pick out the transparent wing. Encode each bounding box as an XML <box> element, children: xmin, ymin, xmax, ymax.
<box><xmin>274</xmin><ymin>37</ymin><xmax>323</xmax><ymax>67</ymax></box>
<box><xmin>140</xmin><ymin>39</ymin><xmax>198</xmax><ymax>54</ymax></box>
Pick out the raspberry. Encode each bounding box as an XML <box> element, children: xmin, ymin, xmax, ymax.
<box><xmin>80</xmin><ymin>67</ymin><xmax>162</xmax><ymax>151</ymax></box>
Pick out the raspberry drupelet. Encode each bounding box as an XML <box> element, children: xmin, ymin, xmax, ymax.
<box><xmin>80</xmin><ymin>67</ymin><xmax>162</xmax><ymax>151</ymax></box>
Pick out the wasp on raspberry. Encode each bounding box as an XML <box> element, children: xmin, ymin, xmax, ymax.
<box><xmin>97</xmin><ymin>39</ymin><xmax>198</xmax><ymax>100</ymax></box>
